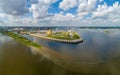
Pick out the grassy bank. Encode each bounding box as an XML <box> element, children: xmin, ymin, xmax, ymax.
<box><xmin>47</xmin><ymin>31</ymin><xmax>80</xmax><ymax>40</ymax></box>
<box><xmin>0</xmin><ymin>28</ymin><xmax>41</xmax><ymax>48</ymax></box>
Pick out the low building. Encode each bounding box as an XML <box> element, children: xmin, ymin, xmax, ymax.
<box><xmin>46</xmin><ymin>29</ymin><xmax>53</xmax><ymax>35</ymax></box>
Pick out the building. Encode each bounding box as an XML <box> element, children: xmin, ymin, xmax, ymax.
<box><xmin>68</xmin><ymin>29</ymin><xmax>73</xmax><ymax>38</ymax></box>
<box><xmin>46</xmin><ymin>29</ymin><xmax>53</xmax><ymax>35</ymax></box>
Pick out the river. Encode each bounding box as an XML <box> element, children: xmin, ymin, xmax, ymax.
<box><xmin>0</xmin><ymin>28</ymin><xmax>120</xmax><ymax>75</ymax></box>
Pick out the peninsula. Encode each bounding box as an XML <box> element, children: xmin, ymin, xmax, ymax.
<box><xmin>30</xmin><ymin>29</ymin><xmax>83</xmax><ymax>44</ymax></box>
<box><xmin>0</xmin><ymin>27</ymin><xmax>83</xmax><ymax>44</ymax></box>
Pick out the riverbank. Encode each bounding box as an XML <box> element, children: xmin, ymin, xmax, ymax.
<box><xmin>30</xmin><ymin>33</ymin><xmax>83</xmax><ymax>44</ymax></box>
<box><xmin>0</xmin><ymin>28</ymin><xmax>41</xmax><ymax>48</ymax></box>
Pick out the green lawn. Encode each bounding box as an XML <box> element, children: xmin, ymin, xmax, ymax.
<box><xmin>0</xmin><ymin>28</ymin><xmax>41</xmax><ymax>48</ymax></box>
<box><xmin>47</xmin><ymin>31</ymin><xmax>80</xmax><ymax>40</ymax></box>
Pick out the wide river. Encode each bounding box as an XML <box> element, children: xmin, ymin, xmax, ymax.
<box><xmin>0</xmin><ymin>28</ymin><xmax>120</xmax><ymax>75</ymax></box>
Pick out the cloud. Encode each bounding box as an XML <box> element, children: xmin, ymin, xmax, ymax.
<box><xmin>30</xmin><ymin>0</ymin><xmax>57</xmax><ymax>19</ymax></box>
<box><xmin>0</xmin><ymin>0</ymin><xmax>29</xmax><ymax>16</ymax></box>
<box><xmin>59</xmin><ymin>0</ymin><xmax>99</xmax><ymax>17</ymax></box>
<box><xmin>92</xmin><ymin>2</ymin><xmax>120</xmax><ymax>19</ymax></box>
<box><xmin>91</xmin><ymin>2</ymin><xmax>120</xmax><ymax>25</ymax></box>
<box><xmin>52</xmin><ymin>12</ymin><xmax>75</xmax><ymax>21</ymax></box>
<box><xmin>0</xmin><ymin>0</ymin><xmax>120</xmax><ymax>26</ymax></box>
<box><xmin>58</xmin><ymin>0</ymin><xmax>120</xmax><ymax>26</ymax></box>
<box><xmin>0</xmin><ymin>14</ymin><xmax>5</xmax><ymax>25</ymax></box>
<box><xmin>30</xmin><ymin>0</ymin><xmax>39</xmax><ymax>4</ymax></box>
<box><xmin>0</xmin><ymin>13</ymin><xmax>7</xmax><ymax>18</ymax></box>
<box><xmin>77</xmin><ymin>0</ymin><xmax>98</xmax><ymax>17</ymax></box>
<box><xmin>0</xmin><ymin>20</ymin><xmax>4</xmax><ymax>24</ymax></box>
<box><xmin>59</xmin><ymin>0</ymin><xmax>78</xmax><ymax>11</ymax></box>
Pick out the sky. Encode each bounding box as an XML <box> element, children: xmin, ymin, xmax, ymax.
<box><xmin>0</xmin><ymin>0</ymin><xmax>120</xmax><ymax>26</ymax></box>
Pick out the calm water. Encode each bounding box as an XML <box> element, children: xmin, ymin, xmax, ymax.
<box><xmin>0</xmin><ymin>28</ymin><xmax>120</xmax><ymax>75</ymax></box>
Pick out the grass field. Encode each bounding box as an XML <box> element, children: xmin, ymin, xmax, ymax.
<box><xmin>0</xmin><ymin>28</ymin><xmax>41</xmax><ymax>48</ymax></box>
<box><xmin>47</xmin><ymin>31</ymin><xmax>80</xmax><ymax>40</ymax></box>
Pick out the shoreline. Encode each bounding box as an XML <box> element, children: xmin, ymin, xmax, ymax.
<box><xmin>0</xmin><ymin>28</ymin><xmax>41</xmax><ymax>48</ymax></box>
<box><xmin>30</xmin><ymin>34</ymin><xmax>83</xmax><ymax>44</ymax></box>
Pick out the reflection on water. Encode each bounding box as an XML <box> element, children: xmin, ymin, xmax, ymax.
<box><xmin>0</xmin><ymin>35</ymin><xmax>68</xmax><ymax>75</ymax></box>
<box><xmin>0</xmin><ymin>29</ymin><xmax>120</xmax><ymax>75</ymax></box>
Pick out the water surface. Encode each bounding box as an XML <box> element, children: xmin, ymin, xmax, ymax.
<box><xmin>0</xmin><ymin>28</ymin><xmax>120</xmax><ymax>75</ymax></box>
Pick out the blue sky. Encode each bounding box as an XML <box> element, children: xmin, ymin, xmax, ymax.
<box><xmin>0</xmin><ymin>0</ymin><xmax>120</xmax><ymax>26</ymax></box>
<box><xmin>49</xmin><ymin>0</ymin><xmax>120</xmax><ymax>14</ymax></box>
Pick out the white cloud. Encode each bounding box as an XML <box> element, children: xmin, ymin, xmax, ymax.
<box><xmin>30</xmin><ymin>0</ymin><xmax>39</xmax><ymax>4</ymax></box>
<box><xmin>99</xmin><ymin>0</ymin><xmax>104</xmax><ymax>3</ymax></box>
<box><xmin>0</xmin><ymin>0</ymin><xmax>120</xmax><ymax>26</ymax></box>
<box><xmin>91</xmin><ymin>2</ymin><xmax>120</xmax><ymax>26</ymax></box>
<box><xmin>0</xmin><ymin>13</ymin><xmax>13</xmax><ymax>24</ymax></box>
<box><xmin>59</xmin><ymin>0</ymin><xmax>120</xmax><ymax>26</ymax></box>
<box><xmin>59</xmin><ymin>0</ymin><xmax>78</xmax><ymax>11</ymax></box>
<box><xmin>0</xmin><ymin>20</ymin><xmax>4</xmax><ymax>25</ymax></box>
<box><xmin>59</xmin><ymin>0</ymin><xmax>98</xmax><ymax>17</ymax></box>
<box><xmin>92</xmin><ymin>2</ymin><xmax>120</xmax><ymax>19</ymax></box>
<box><xmin>77</xmin><ymin>0</ymin><xmax>98</xmax><ymax>17</ymax></box>
<box><xmin>30</xmin><ymin>0</ymin><xmax>57</xmax><ymax>19</ymax></box>
<box><xmin>0</xmin><ymin>0</ymin><xmax>29</xmax><ymax>16</ymax></box>
<box><xmin>0</xmin><ymin>13</ymin><xmax>6</xmax><ymax>18</ymax></box>
<box><xmin>52</xmin><ymin>12</ymin><xmax>75</xmax><ymax>21</ymax></box>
